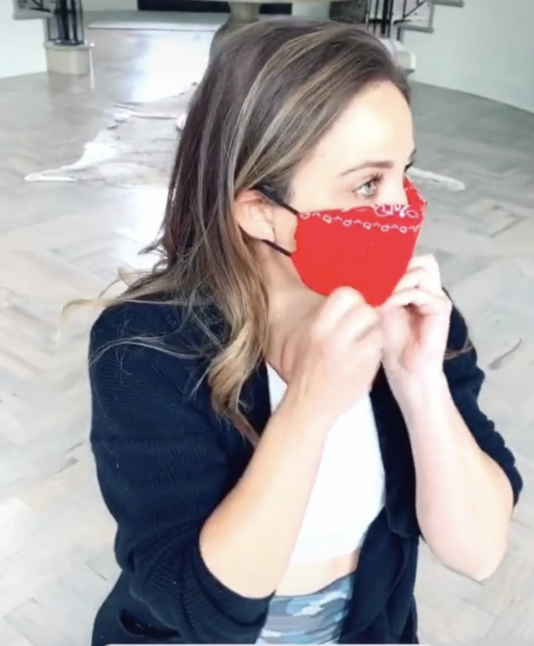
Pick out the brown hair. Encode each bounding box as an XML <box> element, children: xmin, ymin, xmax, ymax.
<box><xmin>93</xmin><ymin>18</ymin><xmax>410</xmax><ymax>442</ymax></box>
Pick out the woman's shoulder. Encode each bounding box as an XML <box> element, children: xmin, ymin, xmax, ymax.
<box><xmin>90</xmin><ymin>296</ymin><xmax>184</xmax><ymax>350</ymax></box>
<box><xmin>89</xmin><ymin>300</ymin><xmax>237</xmax><ymax>519</ymax></box>
<box><xmin>88</xmin><ymin>295</ymin><xmax>222</xmax><ymax>404</ymax></box>
<box><xmin>90</xmin><ymin>293</ymin><xmax>222</xmax><ymax>357</ymax></box>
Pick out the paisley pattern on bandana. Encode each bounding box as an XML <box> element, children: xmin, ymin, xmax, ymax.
<box><xmin>291</xmin><ymin>178</ymin><xmax>427</xmax><ymax>306</ymax></box>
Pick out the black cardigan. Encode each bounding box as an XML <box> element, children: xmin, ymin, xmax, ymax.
<box><xmin>89</xmin><ymin>300</ymin><xmax>522</xmax><ymax>645</ymax></box>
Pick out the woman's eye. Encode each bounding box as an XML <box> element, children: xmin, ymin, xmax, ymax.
<box><xmin>356</xmin><ymin>177</ymin><xmax>379</xmax><ymax>197</ymax></box>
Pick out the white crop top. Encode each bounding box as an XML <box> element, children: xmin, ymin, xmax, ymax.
<box><xmin>267</xmin><ymin>364</ymin><xmax>385</xmax><ymax>563</ymax></box>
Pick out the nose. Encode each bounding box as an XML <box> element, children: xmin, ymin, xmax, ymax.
<box><xmin>381</xmin><ymin>177</ymin><xmax>408</xmax><ymax>205</ymax></box>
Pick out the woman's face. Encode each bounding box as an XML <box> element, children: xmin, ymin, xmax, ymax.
<box><xmin>235</xmin><ymin>80</ymin><xmax>415</xmax><ymax>266</ymax></box>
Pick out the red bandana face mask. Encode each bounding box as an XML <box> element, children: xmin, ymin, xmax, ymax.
<box><xmin>259</xmin><ymin>178</ymin><xmax>427</xmax><ymax>307</ymax></box>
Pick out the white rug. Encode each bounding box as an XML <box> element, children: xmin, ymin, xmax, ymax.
<box><xmin>25</xmin><ymin>88</ymin><xmax>196</xmax><ymax>188</ymax></box>
<box><xmin>409</xmin><ymin>167</ymin><xmax>465</xmax><ymax>192</ymax></box>
<box><xmin>24</xmin><ymin>86</ymin><xmax>465</xmax><ymax>192</ymax></box>
<box><xmin>87</xmin><ymin>10</ymin><xmax>224</xmax><ymax>32</ymax></box>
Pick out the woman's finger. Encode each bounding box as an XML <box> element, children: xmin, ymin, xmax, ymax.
<box><xmin>407</xmin><ymin>254</ymin><xmax>440</xmax><ymax>275</ymax></box>
<box><xmin>405</xmin><ymin>254</ymin><xmax>442</xmax><ymax>291</ymax></box>
<box><xmin>381</xmin><ymin>287</ymin><xmax>451</xmax><ymax>315</ymax></box>
<box><xmin>392</xmin><ymin>267</ymin><xmax>428</xmax><ymax>292</ymax></box>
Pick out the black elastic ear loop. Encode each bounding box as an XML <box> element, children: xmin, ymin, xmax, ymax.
<box><xmin>255</xmin><ymin>186</ymin><xmax>299</xmax><ymax>257</ymax></box>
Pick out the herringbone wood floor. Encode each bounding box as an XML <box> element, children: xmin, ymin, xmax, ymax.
<box><xmin>1</xmin><ymin>25</ymin><xmax>533</xmax><ymax>646</ymax></box>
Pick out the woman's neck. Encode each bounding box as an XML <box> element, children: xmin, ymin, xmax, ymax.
<box><xmin>258</xmin><ymin>244</ymin><xmax>325</xmax><ymax>377</ymax></box>
<box><xmin>266</xmin><ymin>283</ymin><xmax>324</xmax><ymax>380</ymax></box>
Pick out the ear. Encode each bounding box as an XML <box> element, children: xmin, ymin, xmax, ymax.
<box><xmin>234</xmin><ymin>190</ymin><xmax>277</xmax><ymax>242</ymax></box>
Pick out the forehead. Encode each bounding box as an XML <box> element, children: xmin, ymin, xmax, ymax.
<box><xmin>310</xmin><ymin>82</ymin><xmax>414</xmax><ymax>171</ymax></box>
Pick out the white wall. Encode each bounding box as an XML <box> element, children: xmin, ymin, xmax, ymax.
<box><xmin>292</xmin><ymin>2</ymin><xmax>330</xmax><ymax>19</ymax></box>
<box><xmin>404</xmin><ymin>0</ymin><xmax>534</xmax><ymax>113</ymax></box>
<box><xmin>83</xmin><ymin>0</ymin><xmax>137</xmax><ymax>10</ymax></box>
<box><xmin>0</xmin><ymin>4</ymin><xmax>47</xmax><ymax>79</ymax></box>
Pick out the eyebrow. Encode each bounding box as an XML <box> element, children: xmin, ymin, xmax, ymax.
<box><xmin>339</xmin><ymin>149</ymin><xmax>416</xmax><ymax>177</ymax></box>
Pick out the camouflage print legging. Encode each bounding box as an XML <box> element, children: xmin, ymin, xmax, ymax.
<box><xmin>256</xmin><ymin>573</ymin><xmax>353</xmax><ymax>644</ymax></box>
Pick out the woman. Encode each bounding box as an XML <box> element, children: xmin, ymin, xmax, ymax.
<box><xmin>89</xmin><ymin>18</ymin><xmax>522</xmax><ymax>645</ymax></box>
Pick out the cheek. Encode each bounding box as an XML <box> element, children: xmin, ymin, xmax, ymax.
<box><xmin>274</xmin><ymin>211</ymin><xmax>298</xmax><ymax>252</ymax></box>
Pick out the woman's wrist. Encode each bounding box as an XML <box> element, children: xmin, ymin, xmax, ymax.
<box><xmin>388</xmin><ymin>369</ymin><xmax>450</xmax><ymax>421</ymax></box>
<box><xmin>278</xmin><ymin>386</ymin><xmax>336</xmax><ymax>438</ymax></box>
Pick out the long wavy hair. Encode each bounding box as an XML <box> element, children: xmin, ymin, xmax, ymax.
<box><xmin>89</xmin><ymin>18</ymin><xmax>412</xmax><ymax>443</ymax></box>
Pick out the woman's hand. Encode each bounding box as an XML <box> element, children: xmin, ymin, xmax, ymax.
<box><xmin>285</xmin><ymin>287</ymin><xmax>383</xmax><ymax>426</ymax></box>
<box><xmin>379</xmin><ymin>255</ymin><xmax>452</xmax><ymax>399</ymax></box>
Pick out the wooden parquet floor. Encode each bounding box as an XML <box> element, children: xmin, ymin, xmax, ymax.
<box><xmin>1</xmin><ymin>26</ymin><xmax>533</xmax><ymax>646</ymax></box>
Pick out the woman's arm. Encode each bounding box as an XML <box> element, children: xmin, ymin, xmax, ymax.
<box><xmin>90</xmin><ymin>308</ymin><xmax>330</xmax><ymax>644</ymax></box>
<box><xmin>397</xmin><ymin>309</ymin><xmax>522</xmax><ymax>580</ymax></box>
<box><xmin>402</xmin><ymin>375</ymin><xmax>515</xmax><ymax>580</ymax></box>
<box><xmin>200</xmin><ymin>393</ymin><xmax>329</xmax><ymax>598</ymax></box>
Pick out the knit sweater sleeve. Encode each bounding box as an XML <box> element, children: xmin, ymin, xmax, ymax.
<box><xmin>89</xmin><ymin>307</ymin><xmax>272</xmax><ymax>644</ymax></box>
<box><xmin>444</xmin><ymin>306</ymin><xmax>523</xmax><ymax>504</ymax></box>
